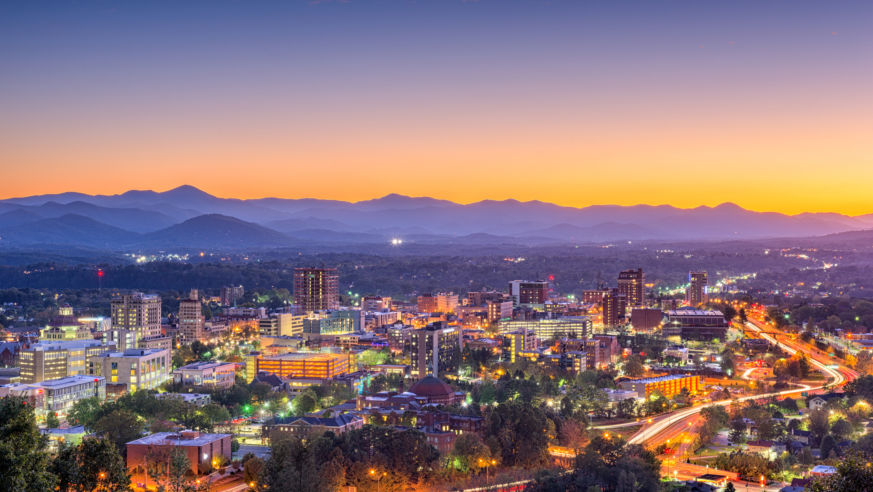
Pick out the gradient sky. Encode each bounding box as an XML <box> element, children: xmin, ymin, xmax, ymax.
<box><xmin>1</xmin><ymin>1</ymin><xmax>871</xmax><ymax>214</ymax></box>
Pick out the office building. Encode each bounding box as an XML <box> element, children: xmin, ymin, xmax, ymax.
<box><xmin>303</xmin><ymin>310</ymin><xmax>363</xmax><ymax>337</ymax></box>
<box><xmin>663</xmin><ymin>309</ymin><xmax>729</xmax><ymax>341</ymax></box>
<box><xmin>178</xmin><ymin>290</ymin><xmax>204</xmax><ymax>344</ymax></box>
<box><xmin>582</xmin><ymin>289</ymin><xmax>610</xmax><ymax>304</ymax></box>
<box><xmin>19</xmin><ymin>340</ymin><xmax>114</xmax><ymax>383</ymax></box>
<box><xmin>126</xmin><ymin>431</ymin><xmax>232</xmax><ymax>477</ymax></box>
<box><xmin>409</xmin><ymin>323</ymin><xmax>462</xmax><ymax>379</ymax></box>
<box><xmin>417</xmin><ymin>292</ymin><xmax>459</xmax><ymax>314</ymax></box>
<box><xmin>111</xmin><ymin>293</ymin><xmax>162</xmax><ymax>340</ymax></box>
<box><xmin>508</xmin><ymin>330</ymin><xmax>537</xmax><ymax>363</ymax></box>
<box><xmin>259</xmin><ymin>313</ymin><xmax>305</xmax><ymax>337</ymax></box>
<box><xmin>219</xmin><ymin>285</ymin><xmax>245</xmax><ymax>306</ymax></box>
<box><xmin>618</xmin><ymin>374</ymin><xmax>701</xmax><ymax>399</ymax></box>
<box><xmin>0</xmin><ymin>375</ymin><xmax>106</xmax><ymax>421</ymax></box>
<box><xmin>508</xmin><ymin>280</ymin><xmax>549</xmax><ymax>307</ymax></box>
<box><xmin>293</xmin><ymin>268</ymin><xmax>339</xmax><ymax>312</ymax></box>
<box><xmin>617</xmin><ymin>268</ymin><xmax>644</xmax><ymax>309</ymax></box>
<box><xmin>467</xmin><ymin>290</ymin><xmax>508</xmax><ymax>306</ymax></box>
<box><xmin>686</xmin><ymin>271</ymin><xmax>708</xmax><ymax>306</ymax></box>
<box><xmin>362</xmin><ymin>296</ymin><xmax>392</xmax><ymax>311</ymax></box>
<box><xmin>602</xmin><ymin>289</ymin><xmax>627</xmax><ymax>328</ymax></box>
<box><xmin>173</xmin><ymin>361</ymin><xmax>237</xmax><ymax>389</ymax></box>
<box><xmin>498</xmin><ymin>317</ymin><xmax>592</xmax><ymax>340</ymax></box>
<box><xmin>89</xmin><ymin>348</ymin><xmax>171</xmax><ymax>392</ymax></box>
<box><xmin>630</xmin><ymin>308</ymin><xmax>663</xmax><ymax>333</ymax></box>
<box><xmin>39</xmin><ymin>306</ymin><xmax>93</xmax><ymax>341</ymax></box>
<box><xmin>486</xmin><ymin>300</ymin><xmax>513</xmax><ymax>322</ymax></box>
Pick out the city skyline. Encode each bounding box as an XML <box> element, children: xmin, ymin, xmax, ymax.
<box><xmin>1</xmin><ymin>1</ymin><xmax>871</xmax><ymax>215</ymax></box>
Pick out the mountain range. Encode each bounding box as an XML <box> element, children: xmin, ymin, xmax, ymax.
<box><xmin>0</xmin><ymin>185</ymin><xmax>871</xmax><ymax>251</ymax></box>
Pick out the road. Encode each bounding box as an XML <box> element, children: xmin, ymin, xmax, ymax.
<box><xmin>618</xmin><ymin>315</ymin><xmax>859</xmax><ymax>489</ymax></box>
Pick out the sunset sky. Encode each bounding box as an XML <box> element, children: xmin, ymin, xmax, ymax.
<box><xmin>1</xmin><ymin>1</ymin><xmax>871</xmax><ymax>214</ymax></box>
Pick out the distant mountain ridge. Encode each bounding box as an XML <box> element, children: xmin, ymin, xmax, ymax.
<box><xmin>1</xmin><ymin>185</ymin><xmax>872</xmax><ymax>250</ymax></box>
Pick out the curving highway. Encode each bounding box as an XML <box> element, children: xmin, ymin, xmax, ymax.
<box><xmin>627</xmin><ymin>319</ymin><xmax>853</xmax><ymax>446</ymax></box>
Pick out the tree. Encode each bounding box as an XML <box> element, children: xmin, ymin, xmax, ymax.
<box><xmin>68</xmin><ymin>397</ymin><xmax>102</xmax><ymax>429</ymax></box>
<box><xmin>739</xmin><ymin>308</ymin><xmax>748</xmax><ymax>324</ymax></box>
<box><xmin>52</xmin><ymin>442</ymin><xmax>81</xmax><ymax>492</ymax></box>
<box><xmin>808</xmin><ymin>409</ymin><xmax>831</xmax><ymax>442</ymax></box>
<box><xmin>623</xmin><ymin>355</ymin><xmax>645</xmax><ymax>377</ymax></box>
<box><xmin>145</xmin><ymin>446</ymin><xmax>193</xmax><ymax>492</ymax></box>
<box><xmin>71</xmin><ymin>437</ymin><xmax>131</xmax><ymax>491</ymax></box>
<box><xmin>831</xmin><ymin>418</ymin><xmax>853</xmax><ymax>441</ymax></box>
<box><xmin>243</xmin><ymin>454</ymin><xmax>265</xmax><ymax>488</ymax></box>
<box><xmin>92</xmin><ymin>409</ymin><xmax>144</xmax><ymax>452</ymax></box>
<box><xmin>722</xmin><ymin>305</ymin><xmax>737</xmax><ymax>323</ymax></box>
<box><xmin>0</xmin><ymin>397</ymin><xmax>58</xmax><ymax>491</ymax></box>
<box><xmin>530</xmin><ymin>436</ymin><xmax>660</xmax><ymax>492</ymax></box>
<box><xmin>45</xmin><ymin>410</ymin><xmax>60</xmax><ymax>429</ymax></box>
<box><xmin>262</xmin><ymin>437</ymin><xmax>336</xmax><ymax>492</ymax></box>
<box><xmin>484</xmin><ymin>401</ymin><xmax>549</xmax><ymax>468</ymax></box>
<box><xmin>449</xmin><ymin>433</ymin><xmax>492</xmax><ymax>473</ymax></box>
<box><xmin>725</xmin><ymin>482</ymin><xmax>736</xmax><ymax>492</ymax></box>
<box><xmin>809</xmin><ymin>454</ymin><xmax>873</xmax><ymax>492</ymax></box>
<box><xmin>728</xmin><ymin>416</ymin><xmax>746</xmax><ymax>445</ymax></box>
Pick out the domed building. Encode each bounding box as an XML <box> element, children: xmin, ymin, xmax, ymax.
<box><xmin>408</xmin><ymin>375</ymin><xmax>464</xmax><ymax>406</ymax></box>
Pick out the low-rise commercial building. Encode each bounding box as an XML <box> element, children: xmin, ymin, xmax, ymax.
<box><xmin>0</xmin><ymin>375</ymin><xmax>106</xmax><ymax>421</ymax></box>
<box><xmin>126</xmin><ymin>431</ymin><xmax>232</xmax><ymax>478</ymax></box>
<box><xmin>173</xmin><ymin>361</ymin><xmax>237</xmax><ymax>389</ymax></box>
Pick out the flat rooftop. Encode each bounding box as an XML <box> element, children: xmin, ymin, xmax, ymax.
<box><xmin>623</xmin><ymin>374</ymin><xmax>697</xmax><ymax>384</ymax></box>
<box><xmin>127</xmin><ymin>431</ymin><xmax>231</xmax><ymax>447</ymax></box>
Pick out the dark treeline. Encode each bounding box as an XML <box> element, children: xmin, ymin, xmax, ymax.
<box><xmin>0</xmin><ymin>247</ymin><xmax>815</xmax><ymax>298</ymax></box>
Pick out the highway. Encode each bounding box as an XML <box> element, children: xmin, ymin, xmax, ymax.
<box><xmin>628</xmin><ymin>318</ymin><xmax>852</xmax><ymax>446</ymax></box>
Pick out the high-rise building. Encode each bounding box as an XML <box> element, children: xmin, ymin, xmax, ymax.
<box><xmin>409</xmin><ymin>323</ymin><xmax>461</xmax><ymax>379</ymax></box>
<box><xmin>602</xmin><ymin>289</ymin><xmax>627</xmax><ymax>328</ymax></box>
<box><xmin>111</xmin><ymin>293</ymin><xmax>162</xmax><ymax>340</ymax></box>
<box><xmin>617</xmin><ymin>269</ymin><xmax>644</xmax><ymax>309</ymax></box>
<box><xmin>220</xmin><ymin>285</ymin><xmax>245</xmax><ymax>306</ymax></box>
<box><xmin>178</xmin><ymin>290</ymin><xmax>204</xmax><ymax>344</ymax></box>
<box><xmin>686</xmin><ymin>271</ymin><xmax>708</xmax><ymax>306</ymax></box>
<box><xmin>293</xmin><ymin>268</ymin><xmax>339</xmax><ymax>312</ymax></box>
<box><xmin>508</xmin><ymin>280</ymin><xmax>549</xmax><ymax>307</ymax></box>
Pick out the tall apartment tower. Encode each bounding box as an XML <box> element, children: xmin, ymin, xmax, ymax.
<box><xmin>111</xmin><ymin>293</ymin><xmax>161</xmax><ymax>340</ymax></box>
<box><xmin>686</xmin><ymin>271</ymin><xmax>708</xmax><ymax>306</ymax></box>
<box><xmin>220</xmin><ymin>285</ymin><xmax>245</xmax><ymax>306</ymax></box>
<box><xmin>178</xmin><ymin>290</ymin><xmax>204</xmax><ymax>344</ymax></box>
<box><xmin>602</xmin><ymin>288</ymin><xmax>627</xmax><ymax>328</ymax></box>
<box><xmin>617</xmin><ymin>268</ymin><xmax>644</xmax><ymax>309</ymax></box>
<box><xmin>409</xmin><ymin>323</ymin><xmax>462</xmax><ymax>379</ymax></box>
<box><xmin>293</xmin><ymin>268</ymin><xmax>339</xmax><ymax>313</ymax></box>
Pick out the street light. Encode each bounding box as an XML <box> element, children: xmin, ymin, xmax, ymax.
<box><xmin>369</xmin><ymin>468</ymin><xmax>386</xmax><ymax>492</ymax></box>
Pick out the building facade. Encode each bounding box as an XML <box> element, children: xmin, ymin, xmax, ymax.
<box><xmin>89</xmin><ymin>348</ymin><xmax>171</xmax><ymax>392</ymax></box>
<box><xmin>617</xmin><ymin>268</ymin><xmax>644</xmax><ymax>309</ymax></box>
<box><xmin>111</xmin><ymin>293</ymin><xmax>162</xmax><ymax>340</ymax></box>
<box><xmin>686</xmin><ymin>271</ymin><xmax>708</xmax><ymax>306</ymax></box>
<box><xmin>173</xmin><ymin>361</ymin><xmax>237</xmax><ymax>389</ymax></box>
<box><xmin>293</xmin><ymin>268</ymin><xmax>339</xmax><ymax>312</ymax></box>
<box><xmin>409</xmin><ymin>324</ymin><xmax>462</xmax><ymax>379</ymax></box>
